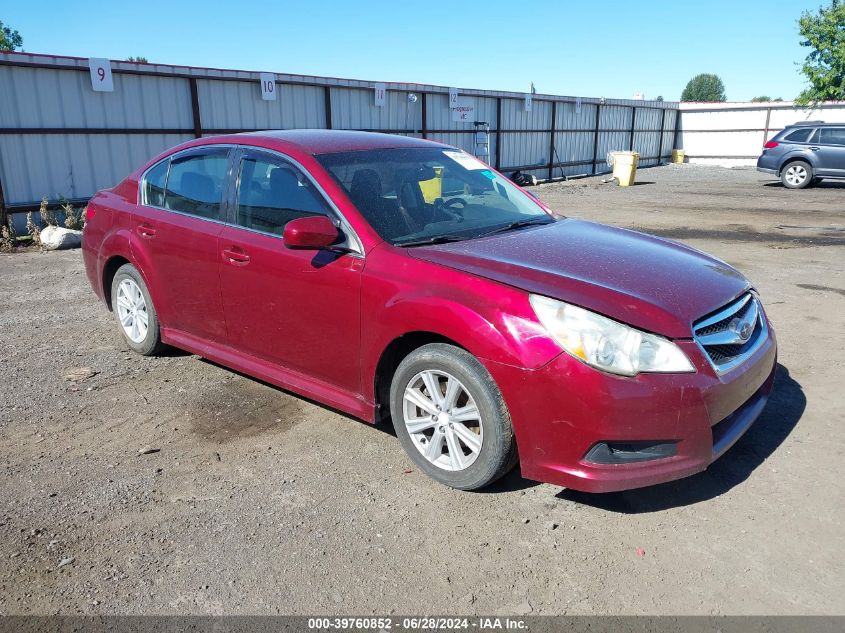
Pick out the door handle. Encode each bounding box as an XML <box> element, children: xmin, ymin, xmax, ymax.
<box><xmin>136</xmin><ymin>224</ymin><xmax>157</xmax><ymax>239</ymax></box>
<box><xmin>222</xmin><ymin>247</ymin><xmax>250</xmax><ymax>265</ymax></box>
<box><xmin>809</xmin><ymin>146</ymin><xmax>820</xmax><ymax>151</ymax></box>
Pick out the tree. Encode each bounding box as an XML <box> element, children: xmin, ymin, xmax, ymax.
<box><xmin>680</xmin><ymin>73</ymin><xmax>727</xmax><ymax>102</ymax></box>
<box><xmin>0</xmin><ymin>20</ymin><xmax>23</xmax><ymax>51</ymax></box>
<box><xmin>655</xmin><ymin>95</ymin><xmax>664</xmax><ymax>102</ymax></box>
<box><xmin>126</xmin><ymin>56</ymin><xmax>148</xmax><ymax>63</ymax></box>
<box><xmin>795</xmin><ymin>0</ymin><xmax>845</xmax><ymax>105</ymax></box>
<box><xmin>751</xmin><ymin>96</ymin><xmax>785</xmax><ymax>102</ymax></box>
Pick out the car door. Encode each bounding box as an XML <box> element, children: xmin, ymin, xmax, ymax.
<box><xmin>132</xmin><ymin>146</ymin><xmax>231</xmax><ymax>343</ymax></box>
<box><xmin>813</xmin><ymin>127</ymin><xmax>845</xmax><ymax>176</ymax></box>
<box><xmin>217</xmin><ymin>148</ymin><xmax>363</xmax><ymax>395</ymax></box>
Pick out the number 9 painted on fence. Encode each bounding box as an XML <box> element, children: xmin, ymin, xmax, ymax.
<box><xmin>88</xmin><ymin>58</ymin><xmax>114</xmax><ymax>92</ymax></box>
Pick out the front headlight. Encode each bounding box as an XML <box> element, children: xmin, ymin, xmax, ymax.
<box><xmin>529</xmin><ymin>294</ymin><xmax>694</xmax><ymax>376</ymax></box>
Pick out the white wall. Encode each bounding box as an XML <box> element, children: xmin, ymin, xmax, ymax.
<box><xmin>678</xmin><ymin>101</ymin><xmax>845</xmax><ymax>166</ymax></box>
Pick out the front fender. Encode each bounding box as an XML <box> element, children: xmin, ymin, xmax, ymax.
<box><xmin>359</xmin><ymin>246</ymin><xmax>563</xmax><ymax>404</ymax></box>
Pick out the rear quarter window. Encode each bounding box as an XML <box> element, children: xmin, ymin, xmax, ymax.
<box><xmin>142</xmin><ymin>160</ymin><xmax>169</xmax><ymax>207</ymax></box>
<box><xmin>782</xmin><ymin>128</ymin><xmax>814</xmax><ymax>143</ymax></box>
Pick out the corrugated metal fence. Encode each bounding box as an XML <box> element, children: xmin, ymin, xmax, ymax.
<box><xmin>0</xmin><ymin>51</ymin><xmax>679</xmax><ymax>224</ymax></box>
<box><xmin>678</xmin><ymin>101</ymin><xmax>845</xmax><ymax>166</ymax></box>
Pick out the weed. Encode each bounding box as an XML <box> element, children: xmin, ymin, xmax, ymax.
<box><xmin>26</xmin><ymin>210</ymin><xmax>41</xmax><ymax>246</ymax></box>
<box><xmin>40</xmin><ymin>197</ymin><xmax>58</xmax><ymax>227</ymax></box>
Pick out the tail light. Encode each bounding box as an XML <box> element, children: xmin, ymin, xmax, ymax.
<box><xmin>763</xmin><ymin>141</ymin><xmax>779</xmax><ymax>149</ymax></box>
<box><xmin>85</xmin><ymin>205</ymin><xmax>96</xmax><ymax>222</ymax></box>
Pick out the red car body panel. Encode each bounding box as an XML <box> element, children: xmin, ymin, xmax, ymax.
<box><xmin>82</xmin><ymin>130</ymin><xmax>778</xmax><ymax>493</ymax></box>
<box><xmin>217</xmin><ymin>225</ymin><xmax>364</xmax><ymax>395</ymax></box>
<box><xmin>407</xmin><ymin>219</ymin><xmax>751</xmax><ymax>339</ymax></box>
<box><xmin>131</xmin><ymin>203</ymin><xmax>228</xmax><ymax>343</ymax></box>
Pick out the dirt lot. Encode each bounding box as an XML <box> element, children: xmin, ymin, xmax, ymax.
<box><xmin>1</xmin><ymin>164</ymin><xmax>843</xmax><ymax>616</ymax></box>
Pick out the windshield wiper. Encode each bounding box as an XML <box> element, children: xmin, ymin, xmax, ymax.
<box><xmin>396</xmin><ymin>234</ymin><xmax>469</xmax><ymax>247</ymax></box>
<box><xmin>473</xmin><ymin>216</ymin><xmax>555</xmax><ymax>239</ymax></box>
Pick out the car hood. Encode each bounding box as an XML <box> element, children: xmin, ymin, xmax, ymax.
<box><xmin>408</xmin><ymin>219</ymin><xmax>750</xmax><ymax>338</ymax></box>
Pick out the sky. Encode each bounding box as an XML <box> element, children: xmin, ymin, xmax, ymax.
<box><xmin>3</xmin><ymin>0</ymin><xmax>827</xmax><ymax>101</ymax></box>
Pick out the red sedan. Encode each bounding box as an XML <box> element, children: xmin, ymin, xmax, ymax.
<box><xmin>82</xmin><ymin>130</ymin><xmax>777</xmax><ymax>492</ymax></box>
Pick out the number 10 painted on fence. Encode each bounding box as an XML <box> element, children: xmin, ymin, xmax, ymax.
<box><xmin>260</xmin><ymin>73</ymin><xmax>277</xmax><ymax>101</ymax></box>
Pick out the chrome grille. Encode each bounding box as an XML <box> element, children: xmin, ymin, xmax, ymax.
<box><xmin>693</xmin><ymin>293</ymin><xmax>767</xmax><ymax>374</ymax></box>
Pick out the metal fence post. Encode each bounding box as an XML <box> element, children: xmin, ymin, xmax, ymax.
<box><xmin>0</xmin><ymin>175</ymin><xmax>7</xmax><ymax>232</ymax></box>
<box><xmin>657</xmin><ymin>108</ymin><xmax>667</xmax><ymax>163</ymax></box>
<box><xmin>547</xmin><ymin>101</ymin><xmax>557</xmax><ymax>181</ymax></box>
<box><xmin>763</xmin><ymin>107</ymin><xmax>772</xmax><ymax>145</ymax></box>
<box><xmin>324</xmin><ymin>86</ymin><xmax>333</xmax><ymax>130</ymax></box>
<box><xmin>495</xmin><ymin>97</ymin><xmax>502</xmax><ymax>171</ymax></box>
<box><xmin>189</xmin><ymin>78</ymin><xmax>202</xmax><ymax>138</ymax></box>
<box><xmin>421</xmin><ymin>92</ymin><xmax>428</xmax><ymax>139</ymax></box>
<box><xmin>672</xmin><ymin>106</ymin><xmax>681</xmax><ymax>151</ymax></box>
<box><xmin>591</xmin><ymin>104</ymin><xmax>602</xmax><ymax>174</ymax></box>
<box><xmin>629</xmin><ymin>106</ymin><xmax>636</xmax><ymax>151</ymax></box>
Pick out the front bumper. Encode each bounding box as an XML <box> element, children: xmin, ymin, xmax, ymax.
<box><xmin>486</xmin><ymin>326</ymin><xmax>777</xmax><ymax>493</ymax></box>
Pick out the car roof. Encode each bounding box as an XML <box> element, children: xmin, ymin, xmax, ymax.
<box><xmin>787</xmin><ymin>121</ymin><xmax>844</xmax><ymax>127</ymax></box>
<box><xmin>232</xmin><ymin>129</ymin><xmax>448</xmax><ymax>155</ymax></box>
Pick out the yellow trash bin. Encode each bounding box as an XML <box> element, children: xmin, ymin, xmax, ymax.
<box><xmin>672</xmin><ymin>149</ymin><xmax>685</xmax><ymax>164</ymax></box>
<box><xmin>609</xmin><ymin>151</ymin><xmax>640</xmax><ymax>187</ymax></box>
<box><xmin>418</xmin><ymin>166</ymin><xmax>444</xmax><ymax>203</ymax></box>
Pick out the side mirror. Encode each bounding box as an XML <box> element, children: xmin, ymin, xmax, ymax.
<box><xmin>283</xmin><ymin>216</ymin><xmax>340</xmax><ymax>250</ymax></box>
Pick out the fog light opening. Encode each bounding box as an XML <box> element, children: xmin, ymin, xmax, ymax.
<box><xmin>583</xmin><ymin>441</ymin><xmax>677</xmax><ymax>465</ymax></box>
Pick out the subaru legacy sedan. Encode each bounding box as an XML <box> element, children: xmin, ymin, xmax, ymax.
<box><xmin>82</xmin><ymin>130</ymin><xmax>777</xmax><ymax>492</ymax></box>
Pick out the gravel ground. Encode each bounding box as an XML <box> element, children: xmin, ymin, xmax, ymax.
<box><xmin>0</xmin><ymin>164</ymin><xmax>843</xmax><ymax>616</ymax></box>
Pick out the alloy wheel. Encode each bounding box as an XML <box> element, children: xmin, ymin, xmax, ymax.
<box><xmin>115</xmin><ymin>278</ymin><xmax>149</xmax><ymax>343</ymax></box>
<box><xmin>402</xmin><ymin>370</ymin><xmax>483</xmax><ymax>471</ymax></box>
<box><xmin>784</xmin><ymin>164</ymin><xmax>808</xmax><ymax>186</ymax></box>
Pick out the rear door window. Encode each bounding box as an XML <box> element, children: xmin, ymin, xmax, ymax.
<box><xmin>163</xmin><ymin>150</ymin><xmax>229</xmax><ymax>220</ymax></box>
<box><xmin>782</xmin><ymin>128</ymin><xmax>814</xmax><ymax>143</ymax></box>
<box><xmin>235</xmin><ymin>153</ymin><xmax>331</xmax><ymax>236</ymax></box>
<box><xmin>819</xmin><ymin>128</ymin><xmax>845</xmax><ymax>146</ymax></box>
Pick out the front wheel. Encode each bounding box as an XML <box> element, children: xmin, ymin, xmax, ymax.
<box><xmin>389</xmin><ymin>343</ymin><xmax>518</xmax><ymax>490</ymax></box>
<box><xmin>781</xmin><ymin>161</ymin><xmax>813</xmax><ymax>189</ymax></box>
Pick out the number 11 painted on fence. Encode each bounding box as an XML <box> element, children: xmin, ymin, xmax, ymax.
<box><xmin>374</xmin><ymin>83</ymin><xmax>386</xmax><ymax>107</ymax></box>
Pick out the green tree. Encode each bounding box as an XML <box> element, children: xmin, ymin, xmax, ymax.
<box><xmin>680</xmin><ymin>73</ymin><xmax>727</xmax><ymax>102</ymax></box>
<box><xmin>0</xmin><ymin>20</ymin><xmax>23</xmax><ymax>51</ymax></box>
<box><xmin>751</xmin><ymin>96</ymin><xmax>772</xmax><ymax>102</ymax></box>
<box><xmin>126</xmin><ymin>56</ymin><xmax>148</xmax><ymax>63</ymax></box>
<box><xmin>795</xmin><ymin>0</ymin><xmax>845</xmax><ymax>105</ymax></box>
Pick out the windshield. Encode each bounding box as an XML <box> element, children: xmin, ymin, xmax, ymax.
<box><xmin>316</xmin><ymin>147</ymin><xmax>553</xmax><ymax>246</ymax></box>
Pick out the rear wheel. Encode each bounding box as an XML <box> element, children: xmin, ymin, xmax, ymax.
<box><xmin>781</xmin><ymin>161</ymin><xmax>813</xmax><ymax>189</ymax></box>
<box><xmin>111</xmin><ymin>263</ymin><xmax>164</xmax><ymax>356</ymax></box>
<box><xmin>389</xmin><ymin>343</ymin><xmax>518</xmax><ymax>490</ymax></box>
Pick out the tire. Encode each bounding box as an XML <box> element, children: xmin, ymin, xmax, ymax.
<box><xmin>110</xmin><ymin>263</ymin><xmax>164</xmax><ymax>356</ymax></box>
<box><xmin>389</xmin><ymin>343</ymin><xmax>518</xmax><ymax>490</ymax></box>
<box><xmin>780</xmin><ymin>161</ymin><xmax>813</xmax><ymax>189</ymax></box>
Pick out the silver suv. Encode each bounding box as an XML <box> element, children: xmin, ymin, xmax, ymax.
<box><xmin>757</xmin><ymin>121</ymin><xmax>845</xmax><ymax>189</ymax></box>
